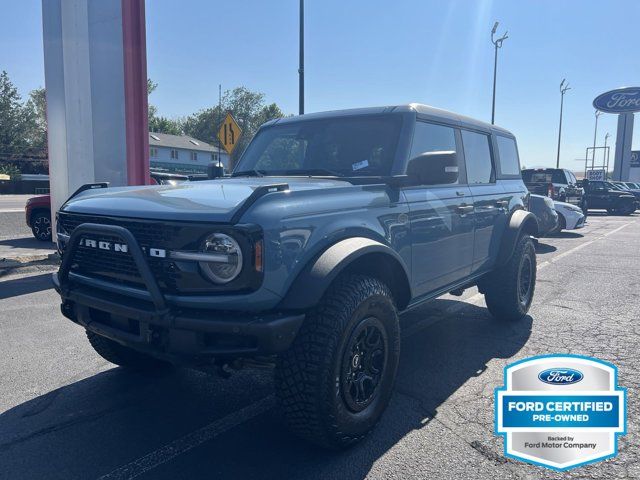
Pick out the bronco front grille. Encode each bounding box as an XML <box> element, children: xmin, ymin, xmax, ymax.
<box><xmin>59</xmin><ymin>213</ymin><xmax>183</xmax><ymax>292</ymax></box>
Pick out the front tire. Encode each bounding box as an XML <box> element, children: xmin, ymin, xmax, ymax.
<box><xmin>86</xmin><ymin>331</ymin><xmax>169</xmax><ymax>370</ymax></box>
<box><xmin>484</xmin><ymin>235</ymin><xmax>536</xmax><ymax>321</ymax></box>
<box><xmin>275</xmin><ymin>275</ymin><xmax>400</xmax><ymax>449</ymax></box>
<box><xmin>31</xmin><ymin>212</ymin><xmax>52</xmax><ymax>241</ymax></box>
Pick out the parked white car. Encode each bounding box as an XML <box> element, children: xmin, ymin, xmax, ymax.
<box><xmin>552</xmin><ymin>200</ymin><xmax>586</xmax><ymax>233</ymax></box>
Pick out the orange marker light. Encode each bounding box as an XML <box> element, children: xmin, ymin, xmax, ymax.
<box><xmin>254</xmin><ymin>240</ymin><xmax>263</xmax><ymax>272</ymax></box>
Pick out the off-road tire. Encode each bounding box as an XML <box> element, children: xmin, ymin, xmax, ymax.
<box><xmin>86</xmin><ymin>330</ymin><xmax>168</xmax><ymax>369</ymax></box>
<box><xmin>275</xmin><ymin>274</ymin><xmax>400</xmax><ymax>449</ymax></box>
<box><xmin>484</xmin><ymin>235</ymin><xmax>536</xmax><ymax>321</ymax></box>
<box><xmin>31</xmin><ymin>211</ymin><xmax>52</xmax><ymax>242</ymax></box>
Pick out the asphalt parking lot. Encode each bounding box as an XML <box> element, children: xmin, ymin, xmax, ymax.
<box><xmin>0</xmin><ymin>214</ymin><xmax>638</xmax><ymax>480</ymax></box>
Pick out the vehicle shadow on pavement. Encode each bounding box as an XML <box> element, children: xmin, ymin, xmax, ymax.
<box><xmin>0</xmin><ymin>237</ymin><xmax>55</xmax><ymax>250</ymax></box>
<box><xmin>0</xmin><ymin>272</ymin><xmax>54</xmax><ymax>299</ymax></box>
<box><xmin>0</xmin><ymin>299</ymin><xmax>532</xmax><ymax>480</ymax></box>
<box><xmin>548</xmin><ymin>231</ymin><xmax>584</xmax><ymax>239</ymax></box>
<box><xmin>534</xmin><ymin>242</ymin><xmax>557</xmax><ymax>254</ymax></box>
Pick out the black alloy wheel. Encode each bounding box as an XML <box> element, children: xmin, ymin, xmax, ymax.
<box><xmin>340</xmin><ymin>317</ymin><xmax>389</xmax><ymax>413</ymax></box>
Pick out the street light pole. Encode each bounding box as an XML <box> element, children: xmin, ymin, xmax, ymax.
<box><xmin>592</xmin><ymin>110</ymin><xmax>602</xmax><ymax>170</ymax></box>
<box><xmin>490</xmin><ymin>22</ymin><xmax>508</xmax><ymax>125</ymax></box>
<box><xmin>556</xmin><ymin>79</ymin><xmax>571</xmax><ymax>168</ymax></box>
<box><xmin>298</xmin><ymin>0</ymin><xmax>304</xmax><ymax>115</ymax></box>
<box><xmin>604</xmin><ymin>132</ymin><xmax>611</xmax><ymax>173</ymax></box>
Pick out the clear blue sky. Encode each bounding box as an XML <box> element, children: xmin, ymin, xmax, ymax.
<box><xmin>2</xmin><ymin>0</ymin><xmax>639</xmax><ymax>169</ymax></box>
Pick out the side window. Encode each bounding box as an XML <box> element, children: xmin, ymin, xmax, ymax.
<box><xmin>567</xmin><ymin>171</ymin><xmax>577</xmax><ymax>184</ymax></box>
<box><xmin>462</xmin><ymin>130</ymin><xmax>494</xmax><ymax>184</ymax></box>
<box><xmin>409</xmin><ymin>122</ymin><xmax>458</xmax><ymax>184</ymax></box>
<box><xmin>495</xmin><ymin>136</ymin><xmax>520</xmax><ymax>175</ymax></box>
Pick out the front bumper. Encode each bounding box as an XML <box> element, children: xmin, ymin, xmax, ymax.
<box><xmin>54</xmin><ymin>223</ymin><xmax>304</xmax><ymax>362</ymax></box>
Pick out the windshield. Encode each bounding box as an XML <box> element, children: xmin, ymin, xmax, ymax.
<box><xmin>233</xmin><ymin>115</ymin><xmax>403</xmax><ymax>177</ymax></box>
<box><xmin>521</xmin><ymin>169</ymin><xmax>566</xmax><ymax>184</ymax></box>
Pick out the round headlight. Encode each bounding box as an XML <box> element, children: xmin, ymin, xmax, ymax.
<box><xmin>199</xmin><ymin>233</ymin><xmax>243</xmax><ymax>284</ymax></box>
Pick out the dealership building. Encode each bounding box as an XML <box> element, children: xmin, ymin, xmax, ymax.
<box><xmin>149</xmin><ymin>132</ymin><xmax>229</xmax><ymax>173</ymax></box>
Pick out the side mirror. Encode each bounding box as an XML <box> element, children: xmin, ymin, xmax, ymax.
<box><xmin>207</xmin><ymin>162</ymin><xmax>225</xmax><ymax>179</ymax></box>
<box><xmin>406</xmin><ymin>151</ymin><xmax>458</xmax><ymax>186</ymax></box>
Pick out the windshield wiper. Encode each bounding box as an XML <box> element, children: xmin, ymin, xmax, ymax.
<box><xmin>232</xmin><ymin>169</ymin><xmax>266</xmax><ymax>178</ymax></box>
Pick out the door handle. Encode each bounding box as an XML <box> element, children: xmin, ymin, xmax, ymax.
<box><xmin>456</xmin><ymin>205</ymin><xmax>474</xmax><ymax>214</ymax></box>
<box><xmin>456</xmin><ymin>190</ymin><xmax>467</xmax><ymax>197</ymax></box>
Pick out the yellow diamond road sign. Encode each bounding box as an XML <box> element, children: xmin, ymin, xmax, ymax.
<box><xmin>217</xmin><ymin>112</ymin><xmax>242</xmax><ymax>155</ymax></box>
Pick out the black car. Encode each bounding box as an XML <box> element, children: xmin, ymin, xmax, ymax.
<box><xmin>609</xmin><ymin>181</ymin><xmax>640</xmax><ymax>209</ymax></box>
<box><xmin>522</xmin><ymin>168</ymin><xmax>585</xmax><ymax>210</ymax></box>
<box><xmin>578</xmin><ymin>179</ymin><xmax>636</xmax><ymax>215</ymax></box>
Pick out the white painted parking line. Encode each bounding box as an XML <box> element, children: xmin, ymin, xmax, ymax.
<box><xmin>537</xmin><ymin>222</ymin><xmax>632</xmax><ymax>269</ymax></box>
<box><xmin>97</xmin><ymin>395</ymin><xmax>275</xmax><ymax>480</ymax></box>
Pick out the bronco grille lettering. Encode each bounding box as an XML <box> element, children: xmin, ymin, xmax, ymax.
<box><xmin>79</xmin><ymin>237</ymin><xmax>165</xmax><ymax>258</ymax></box>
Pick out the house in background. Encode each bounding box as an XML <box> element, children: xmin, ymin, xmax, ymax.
<box><xmin>149</xmin><ymin>132</ymin><xmax>229</xmax><ymax>173</ymax></box>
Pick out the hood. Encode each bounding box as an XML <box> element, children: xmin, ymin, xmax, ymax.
<box><xmin>61</xmin><ymin>177</ymin><xmax>352</xmax><ymax>222</ymax></box>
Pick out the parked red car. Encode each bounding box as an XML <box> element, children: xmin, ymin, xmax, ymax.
<box><xmin>25</xmin><ymin>195</ymin><xmax>53</xmax><ymax>241</ymax></box>
<box><xmin>24</xmin><ymin>171</ymin><xmax>193</xmax><ymax>241</ymax></box>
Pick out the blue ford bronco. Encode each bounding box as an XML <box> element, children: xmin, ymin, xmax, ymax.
<box><xmin>53</xmin><ymin>104</ymin><xmax>538</xmax><ymax>449</ymax></box>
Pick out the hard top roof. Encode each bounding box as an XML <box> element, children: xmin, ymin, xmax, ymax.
<box><xmin>266</xmin><ymin>103</ymin><xmax>513</xmax><ymax>136</ymax></box>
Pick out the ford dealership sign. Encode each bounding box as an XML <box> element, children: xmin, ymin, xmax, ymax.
<box><xmin>593</xmin><ymin>87</ymin><xmax>640</xmax><ymax>113</ymax></box>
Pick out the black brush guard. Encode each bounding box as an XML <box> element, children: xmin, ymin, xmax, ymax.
<box><xmin>53</xmin><ymin>223</ymin><xmax>304</xmax><ymax>360</ymax></box>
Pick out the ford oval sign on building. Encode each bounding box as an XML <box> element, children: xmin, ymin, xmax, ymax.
<box><xmin>593</xmin><ymin>87</ymin><xmax>640</xmax><ymax>113</ymax></box>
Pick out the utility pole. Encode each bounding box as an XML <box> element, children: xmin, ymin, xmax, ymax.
<box><xmin>556</xmin><ymin>79</ymin><xmax>571</xmax><ymax>168</ymax></box>
<box><xmin>218</xmin><ymin>84</ymin><xmax>223</xmax><ymax>168</ymax></box>
<box><xmin>490</xmin><ymin>22</ymin><xmax>508</xmax><ymax>125</ymax></box>
<box><xmin>592</xmin><ymin>110</ymin><xmax>602</xmax><ymax>170</ymax></box>
<box><xmin>298</xmin><ymin>0</ymin><xmax>304</xmax><ymax>115</ymax></box>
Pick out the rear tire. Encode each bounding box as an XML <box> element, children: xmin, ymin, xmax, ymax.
<box><xmin>484</xmin><ymin>235</ymin><xmax>536</xmax><ymax>321</ymax></box>
<box><xmin>86</xmin><ymin>330</ymin><xmax>169</xmax><ymax>370</ymax></box>
<box><xmin>275</xmin><ymin>274</ymin><xmax>400</xmax><ymax>449</ymax></box>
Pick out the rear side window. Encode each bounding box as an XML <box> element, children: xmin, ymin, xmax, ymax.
<box><xmin>462</xmin><ymin>130</ymin><xmax>494</xmax><ymax>184</ymax></box>
<box><xmin>496</xmin><ymin>136</ymin><xmax>520</xmax><ymax>175</ymax></box>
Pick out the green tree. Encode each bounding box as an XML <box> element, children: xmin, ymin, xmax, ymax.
<box><xmin>24</xmin><ymin>87</ymin><xmax>48</xmax><ymax>156</ymax></box>
<box><xmin>181</xmin><ymin>87</ymin><xmax>286</xmax><ymax>167</ymax></box>
<box><xmin>0</xmin><ymin>70</ymin><xmax>33</xmax><ymax>160</ymax></box>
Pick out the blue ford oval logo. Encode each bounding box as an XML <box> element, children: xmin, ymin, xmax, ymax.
<box><xmin>593</xmin><ymin>87</ymin><xmax>640</xmax><ymax>113</ymax></box>
<box><xmin>538</xmin><ymin>368</ymin><xmax>583</xmax><ymax>385</ymax></box>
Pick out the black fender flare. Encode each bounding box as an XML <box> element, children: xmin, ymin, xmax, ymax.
<box><xmin>279</xmin><ymin>237</ymin><xmax>412</xmax><ymax>311</ymax></box>
<box><xmin>496</xmin><ymin>210</ymin><xmax>539</xmax><ymax>267</ymax></box>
